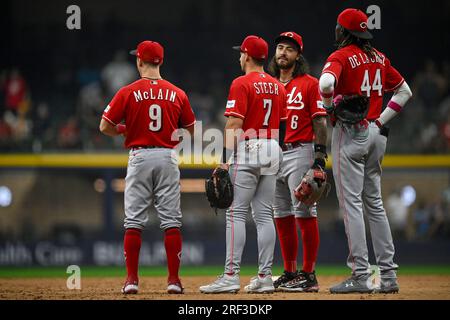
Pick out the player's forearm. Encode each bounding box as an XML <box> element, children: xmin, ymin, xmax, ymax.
<box><xmin>319</xmin><ymin>73</ymin><xmax>336</xmax><ymax>110</ymax></box>
<box><xmin>376</xmin><ymin>81</ymin><xmax>412</xmax><ymax>126</ymax></box>
<box><xmin>99</xmin><ymin>119</ymin><xmax>125</xmax><ymax>137</ymax></box>
<box><xmin>223</xmin><ymin>117</ymin><xmax>243</xmax><ymax>163</ymax></box>
<box><xmin>312</xmin><ymin>116</ymin><xmax>327</xmax><ymax>146</ymax></box>
<box><xmin>312</xmin><ymin>116</ymin><xmax>328</xmax><ymax>160</ymax></box>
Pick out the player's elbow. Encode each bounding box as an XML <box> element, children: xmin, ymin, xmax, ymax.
<box><xmin>99</xmin><ymin>119</ymin><xmax>109</xmax><ymax>134</ymax></box>
<box><xmin>319</xmin><ymin>73</ymin><xmax>335</xmax><ymax>94</ymax></box>
<box><xmin>185</xmin><ymin>124</ymin><xmax>195</xmax><ymax>136</ymax></box>
<box><xmin>403</xmin><ymin>81</ymin><xmax>413</xmax><ymax>99</ymax></box>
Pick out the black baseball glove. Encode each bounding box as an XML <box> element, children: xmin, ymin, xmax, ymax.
<box><xmin>205</xmin><ymin>168</ymin><xmax>234</xmax><ymax>212</ymax></box>
<box><xmin>333</xmin><ymin>95</ymin><xmax>369</xmax><ymax>124</ymax></box>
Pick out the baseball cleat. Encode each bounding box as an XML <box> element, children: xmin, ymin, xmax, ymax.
<box><xmin>199</xmin><ymin>273</ymin><xmax>240</xmax><ymax>294</ymax></box>
<box><xmin>278</xmin><ymin>271</ymin><xmax>319</xmax><ymax>292</ymax></box>
<box><xmin>374</xmin><ymin>278</ymin><xmax>399</xmax><ymax>294</ymax></box>
<box><xmin>167</xmin><ymin>281</ymin><xmax>184</xmax><ymax>294</ymax></box>
<box><xmin>244</xmin><ymin>274</ymin><xmax>275</xmax><ymax>294</ymax></box>
<box><xmin>273</xmin><ymin>270</ymin><xmax>299</xmax><ymax>290</ymax></box>
<box><xmin>121</xmin><ymin>279</ymin><xmax>139</xmax><ymax>294</ymax></box>
<box><xmin>329</xmin><ymin>274</ymin><xmax>374</xmax><ymax>294</ymax></box>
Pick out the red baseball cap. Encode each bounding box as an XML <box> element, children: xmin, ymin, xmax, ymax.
<box><xmin>337</xmin><ymin>8</ymin><xmax>373</xmax><ymax>40</ymax></box>
<box><xmin>232</xmin><ymin>35</ymin><xmax>268</xmax><ymax>60</ymax></box>
<box><xmin>129</xmin><ymin>40</ymin><xmax>164</xmax><ymax>64</ymax></box>
<box><xmin>275</xmin><ymin>31</ymin><xmax>304</xmax><ymax>52</ymax></box>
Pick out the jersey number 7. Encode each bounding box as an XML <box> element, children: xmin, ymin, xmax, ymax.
<box><xmin>263</xmin><ymin>99</ymin><xmax>272</xmax><ymax>126</ymax></box>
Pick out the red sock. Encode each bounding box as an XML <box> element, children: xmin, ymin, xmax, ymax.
<box><xmin>296</xmin><ymin>217</ymin><xmax>320</xmax><ymax>273</ymax></box>
<box><xmin>274</xmin><ymin>216</ymin><xmax>298</xmax><ymax>273</ymax></box>
<box><xmin>124</xmin><ymin>228</ymin><xmax>142</xmax><ymax>282</ymax></box>
<box><xmin>164</xmin><ymin>227</ymin><xmax>182</xmax><ymax>284</ymax></box>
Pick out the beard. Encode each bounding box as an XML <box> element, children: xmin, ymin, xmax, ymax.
<box><xmin>276</xmin><ymin>57</ymin><xmax>296</xmax><ymax>70</ymax></box>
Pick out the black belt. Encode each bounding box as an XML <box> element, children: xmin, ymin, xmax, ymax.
<box><xmin>281</xmin><ymin>141</ymin><xmax>311</xmax><ymax>151</ymax></box>
<box><xmin>131</xmin><ymin>146</ymin><xmax>167</xmax><ymax>151</ymax></box>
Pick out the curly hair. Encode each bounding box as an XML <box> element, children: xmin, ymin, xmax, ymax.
<box><xmin>336</xmin><ymin>29</ymin><xmax>375</xmax><ymax>57</ymax></box>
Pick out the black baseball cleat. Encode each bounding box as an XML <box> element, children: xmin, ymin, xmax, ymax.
<box><xmin>273</xmin><ymin>270</ymin><xmax>299</xmax><ymax>290</ymax></box>
<box><xmin>278</xmin><ymin>271</ymin><xmax>319</xmax><ymax>292</ymax></box>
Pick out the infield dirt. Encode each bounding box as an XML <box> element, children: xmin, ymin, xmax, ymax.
<box><xmin>1</xmin><ymin>275</ymin><xmax>449</xmax><ymax>300</ymax></box>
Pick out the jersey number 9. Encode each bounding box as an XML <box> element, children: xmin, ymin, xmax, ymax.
<box><xmin>149</xmin><ymin>104</ymin><xmax>162</xmax><ymax>132</ymax></box>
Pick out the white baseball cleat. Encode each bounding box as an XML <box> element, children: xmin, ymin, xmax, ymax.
<box><xmin>244</xmin><ymin>274</ymin><xmax>275</xmax><ymax>293</ymax></box>
<box><xmin>167</xmin><ymin>281</ymin><xmax>184</xmax><ymax>294</ymax></box>
<box><xmin>121</xmin><ymin>280</ymin><xmax>139</xmax><ymax>294</ymax></box>
<box><xmin>199</xmin><ymin>273</ymin><xmax>240</xmax><ymax>294</ymax></box>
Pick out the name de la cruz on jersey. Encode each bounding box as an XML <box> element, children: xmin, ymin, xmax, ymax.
<box><xmin>348</xmin><ymin>51</ymin><xmax>386</xmax><ymax>69</ymax></box>
<box><xmin>133</xmin><ymin>88</ymin><xmax>177</xmax><ymax>103</ymax></box>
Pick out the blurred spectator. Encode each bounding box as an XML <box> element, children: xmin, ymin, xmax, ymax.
<box><xmin>412</xmin><ymin>60</ymin><xmax>448</xmax><ymax>118</ymax></box>
<box><xmin>4</xmin><ymin>69</ymin><xmax>29</xmax><ymax>116</ymax></box>
<box><xmin>101</xmin><ymin>50</ymin><xmax>137</xmax><ymax>99</ymax></box>
<box><xmin>32</xmin><ymin>102</ymin><xmax>52</xmax><ymax>152</ymax></box>
<box><xmin>0</xmin><ymin>116</ymin><xmax>13</xmax><ymax>149</ymax></box>
<box><xmin>57</xmin><ymin>116</ymin><xmax>81</xmax><ymax>149</ymax></box>
<box><xmin>412</xmin><ymin>202</ymin><xmax>429</xmax><ymax>240</ymax></box>
<box><xmin>385</xmin><ymin>188</ymin><xmax>409</xmax><ymax>238</ymax></box>
<box><xmin>0</xmin><ymin>70</ymin><xmax>6</xmax><ymax>117</ymax></box>
<box><xmin>76</xmin><ymin>81</ymin><xmax>110</xmax><ymax>150</ymax></box>
<box><xmin>418</xmin><ymin>121</ymin><xmax>440</xmax><ymax>153</ymax></box>
<box><xmin>189</xmin><ymin>92</ymin><xmax>215</xmax><ymax>126</ymax></box>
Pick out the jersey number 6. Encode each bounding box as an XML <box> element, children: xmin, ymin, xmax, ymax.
<box><xmin>149</xmin><ymin>104</ymin><xmax>162</xmax><ymax>132</ymax></box>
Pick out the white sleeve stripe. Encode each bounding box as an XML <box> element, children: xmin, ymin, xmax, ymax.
<box><xmin>183</xmin><ymin>120</ymin><xmax>196</xmax><ymax>128</ymax></box>
<box><xmin>102</xmin><ymin>115</ymin><xmax>117</xmax><ymax>126</ymax></box>
<box><xmin>311</xmin><ymin>111</ymin><xmax>328</xmax><ymax>118</ymax></box>
<box><xmin>385</xmin><ymin>78</ymin><xmax>405</xmax><ymax>92</ymax></box>
<box><xmin>224</xmin><ymin>111</ymin><xmax>245</xmax><ymax>119</ymax></box>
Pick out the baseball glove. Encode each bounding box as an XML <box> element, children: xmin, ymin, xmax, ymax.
<box><xmin>333</xmin><ymin>94</ymin><xmax>369</xmax><ymax>124</ymax></box>
<box><xmin>294</xmin><ymin>167</ymin><xmax>329</xmax><ymax>207</ymax></box>
<box><xmin>205</xmin><ymin>168</ymin><xmax>234</xmax><ymax>212</ymax></box>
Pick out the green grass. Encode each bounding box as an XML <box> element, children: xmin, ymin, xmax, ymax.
<box><xmin>0</xmin><ymin>265</ymin><xmax>449</xmax><ymax>278</ymax></box>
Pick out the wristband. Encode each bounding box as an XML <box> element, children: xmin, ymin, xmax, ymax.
<box><xmin>116</xmin><ymin>124</ymin><xmax>126</xmax><ymax>134</ymax></box>
<box><xmin>314</xmin><ymin>144</ymin><xmax>327</xmax><ymax>157</ymax></box>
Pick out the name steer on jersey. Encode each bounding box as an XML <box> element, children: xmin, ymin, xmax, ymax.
<box><xmin>268</xmin><ymin>31</ymin><xmax>327</xmax><ymax>292</ymax></box>
<box><xmin>200</xmin><ymin>35</ymin><xmax>287</xmax><ymax>294</ymax></box>
<box><xmin>319</xmin><ymin>8</ymin><xmax>412</xmax><ymax>294</ymax></box>
<box><xmin>99</xmin><ymin>40</ymin><xmax>196</xmax><ymax>295</ymax></box>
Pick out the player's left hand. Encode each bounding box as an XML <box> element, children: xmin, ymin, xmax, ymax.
<box><xmin>311</xmin><ymin>157</ymin><xmax>326</xmax><ymax>170</ymax></box>
<box><xmin>214</xmin><ymin>163</ymin><xmax>229</xmax><ymax>174</ymax></box>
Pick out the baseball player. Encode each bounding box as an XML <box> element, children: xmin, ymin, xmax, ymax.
<box><xmin>268</xmin><ymin>32</ymin><xmax>328</xmax><ymax>292</ymax></box>
<box><xmin>99</xmin><ymin>40</ymin><xmax>196</xmax><ymax>294</ymax></box>
<box><xmin>199</xmin><ymin>35</ymin><xmax>287</xmax><ymax>294</ymax></box>
<box><xmin>319</xmin><ymin>8</ymin><xmax>412</xmax><ymax>293</ymax></box>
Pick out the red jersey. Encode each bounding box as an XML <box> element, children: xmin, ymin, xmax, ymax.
<box><xmin>321</xmin><ymin>44</ymin><xmax>404</xmax><ymax>120</ymax></box>
<box><xmin>283</xmin><ymin>74</ymin><xmax>327</xmax><ymax>143</ymax></box>
<box><xmin>102</xmin><ymin>78</ymin><xmax>196</xmax><ymax>149</ymax></box>
<box><xmin>224</xmin><ymin>71</ymin><xmax>287</xmax><ymax>139</ymax></box>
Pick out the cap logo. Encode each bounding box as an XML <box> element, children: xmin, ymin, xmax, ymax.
<box><xmin>285</xmin><ymin>32</ymin><xmax>294</xmax><ymax>38</ymax></box>
<box><xmin>360</xmin><ymin>22</ymin><xmax>367</xmax><ymax>29</ymax></box>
